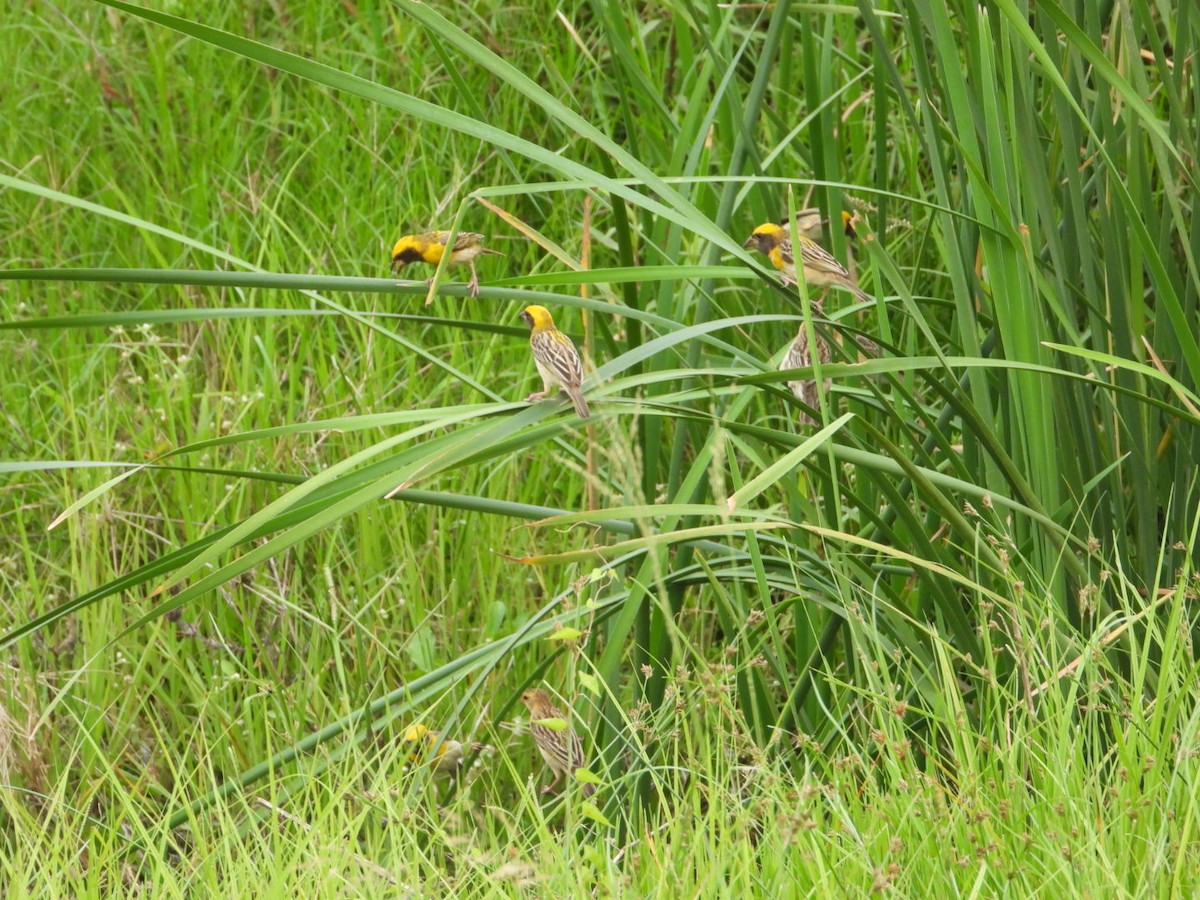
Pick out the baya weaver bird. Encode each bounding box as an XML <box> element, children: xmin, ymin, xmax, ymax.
<box><xmin>519</xmin><ymin>689</ymin><xmax>596</xmax><ymax>797</ymax></box>
<box><xmin>787</xmin><ymin>208</ymin><xmax>858</xmax><ymax>244</ymax></box>
<box><xmin>390</xmin><ymin>230</ymin><xmax>501</xmax><ymax>297</ymax></box>
<box><xmin>518</xmin><ymin>305</ymin><xmax>590</xmax><ymax>419</ymax></box>
<box><xmin>742</xmin><ymin>222</ymin><xmax>870</xmax><ymax>303</ymax></box>
<box><xmin>402</xmin><ymin>723</ymin><xmax>486</xmax><ymax>777</ymax></box>
<box><xmin>779</xmin><ymin>314</ymin><xmax>833</xmax><ymax>425</ymax></box>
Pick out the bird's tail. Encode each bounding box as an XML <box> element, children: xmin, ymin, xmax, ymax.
<box><xmin>852</xmin><ymin>285</ymin><xmax>874</xmax><ymax>304</ymax></box>
<box><xmin>479</xmin><ymin>248</ymin><xmax>505</xmax><ymax>256</ymax></box>
<box><xmin>567</xmin><ymin>386</ymin><xmax>591</xmax><ymax>419</ymax></box>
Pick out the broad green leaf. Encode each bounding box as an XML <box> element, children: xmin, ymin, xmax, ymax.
<box><xmin>580</xmin><ymin>800</ymin><xmax>612</xmax><ymax>827</ymax></box>
<box><xmin>726</xmin><ymin>413</ymin><xmax>854</xmax><ymax>511</ymax></box>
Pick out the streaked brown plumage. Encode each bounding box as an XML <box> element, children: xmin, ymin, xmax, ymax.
<box><xmin>784</xmin><ymin>208</ymin><xmax>858</xmax><ymax>244</ymax></box>
<box><xmin>743</xmin><ymin>222</ymin><xmax>871</xmax><ymax>303</ymax></box>
<box><xmin>519</xmin><ymin>688</ymin><xmax>596</xmax><ymax>797</ymax></box>
<box><xmin>518</xmin><ymin>305</ymin><xmax>590</xmax><ymax>418</ymax></box>
<box><xmin>779</xmin><ymin>311</ymin><xmax>833</xmax><ymax>425</ymax></box>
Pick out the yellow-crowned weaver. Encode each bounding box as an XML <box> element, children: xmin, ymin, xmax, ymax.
<box><xmin>517</xmin><ymin>305</ymin><xmax>590</xmax><ymax>419</ymax></box>
<box><xmin>743</xmin><ymin>222</ymin><xmax>870</xmax><ymax>303</ymax></box>
<box><xmin>390</xmin><ymin>230</ymin><xmax>501</xmax><ymax>297</ymax></box>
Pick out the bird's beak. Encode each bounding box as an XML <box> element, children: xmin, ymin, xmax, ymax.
<box><xmin>741</xmin><ymin>236</ymin><xmax>755</xmax><ymax>249</ymax></box>
<box><xmin>390</xmin><ymin>258</ymin><xmax>403</xmax><ymax>275</ymax></box>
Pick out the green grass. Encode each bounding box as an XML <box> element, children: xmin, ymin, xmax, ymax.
<box><xmin>2</xmin><ymin>0</ymin><xmax>1198</xmax><ymax>894</ymax></box>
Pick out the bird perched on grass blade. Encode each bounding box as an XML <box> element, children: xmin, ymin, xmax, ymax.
<box><xmin>518</xmin><ymin>305</ymin><xmax>590</xmax><ymax>418</ymax></box>
<box><xmin>743</xmin><ymin>222</ymin><xmax>870</xmax><ymax>303</ymax></box>
<box><xmin>402</xmin><ymin>723</ymin><xmax>487</xmax><ymax>777</ymax></box>
<box><xmin>785</xmin><ymin>208</ymin><xmax>858</xmax><ymax>243</ymax></box>
<box><xmin>519</xmin><ymin>688</ymin><xmax>596</xmax><ymax>797</ymax></box>
<box><xmin>390</xmin><ymin>230</ymin><xmax>501</xmax><ymax>297</ymax></box>
<box><xmin>779</xmin><ymin>313</ymin><xmax>832</xmax><ymax>425</ymax></box>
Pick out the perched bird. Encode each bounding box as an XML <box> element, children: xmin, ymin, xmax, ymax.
<box><xmin>785</xmin><ymin>208</ymin><xmax>858</xmax><ymax>244</ymax></box>
<box><xmin>390</xmin><ymin>230</ymin><xmax>501</xmax><ymax>297</ymax></box>
<box><xmin>519</xmin><ymin>688</ymin><xmax>596</xmax><ymax>797</ymax></box>
<box><xmin>743</xmin><ymin>222</ymin><xmax>870</xmax><ymax>303</ymax></box>
<box><xmin>518</xmin><ymin>305</ymin><xmax>590</xmax><ymax>418</ymax></box>
<box><xmin>402</xmin><ymin>723</ymin><xmax>486</xmax><ymax>777</ymax></box>
<box><xmin>779</xmin><ymin>312</ymin><xmax>833</xmax><ymax>425</ymax></box>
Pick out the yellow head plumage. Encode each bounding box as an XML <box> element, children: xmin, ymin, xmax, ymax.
<box><xmin>743</xmin><ymin>222</ymin><xmax>786</xmax><ymax>252</ymax></box>
<box><xmin>391</xmin><ymin>234</ymin><xmax>443</xmax><ymax>271</ymax></box>
<box><xmin>519</xmin><ymin>305</ymin><xmax>556</xmax><ymax>332</ymax></box>
<box><xmin>403</xmin><ymin>723</ymin><xmax>465</xmax><ymax>774</ymax></box>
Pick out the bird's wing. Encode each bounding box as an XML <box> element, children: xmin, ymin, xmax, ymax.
<box><xmin>777</xmin><ymin>237</ymin><xmax>796</xmax><ymax>267</ymax></box>
<box><xmin>569</xmin><ymin>732</ymin><xmax>587</xmax><ymax>770</ymax></box>
<box><xmin>795</xmin><ymin>235</ymin><xmax>851</xmax><ymax>278</ymax></box>
<box><xmin>781</xmin><ymin>207</ymin><xmax>823</xmax><ymax>225</ymax></box>
<box><xmin>533</xmin><ymin>332</ymin><xmax>584</xmax><ymax>388</ymax></box>
<box><xmin>451</xmin><ymin>231</ymin><xmax>485</xmax><ymax>250</ymax></box>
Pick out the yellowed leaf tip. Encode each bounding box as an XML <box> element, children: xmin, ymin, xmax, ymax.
<box><xmin>384</xmin><ymin>481</ymin><xmax>412</xmax><ymax>500</ymax></box>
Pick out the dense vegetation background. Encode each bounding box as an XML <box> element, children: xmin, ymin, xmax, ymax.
<box><xmin>2</xmin><ymin>0</ymin><xmax>1197</xmax><ymax>894</ymax></box>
